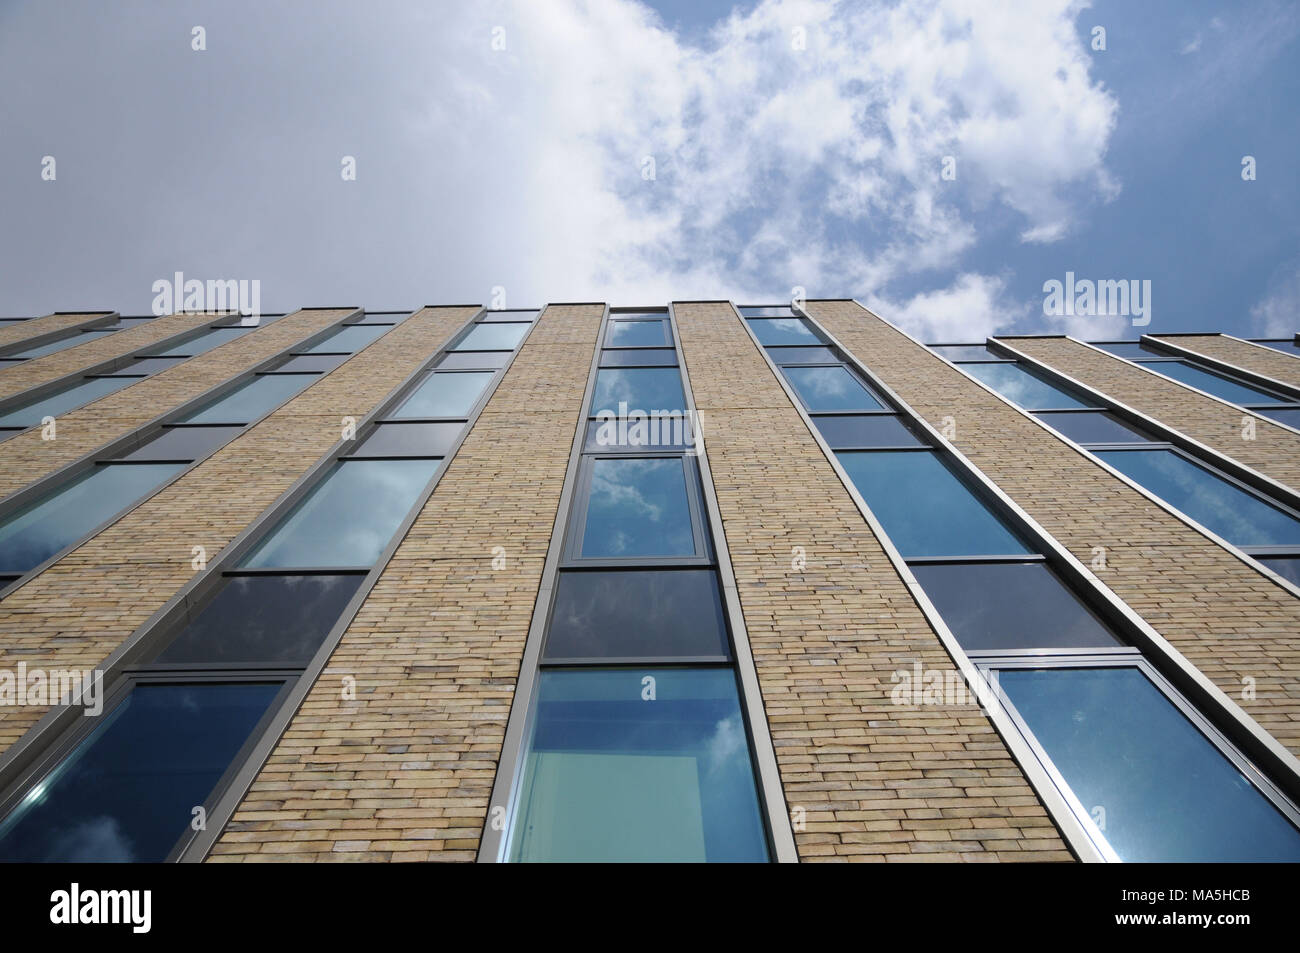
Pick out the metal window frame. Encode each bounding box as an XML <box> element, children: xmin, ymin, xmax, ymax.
<box><xmin>603</xmin><ymin>315</ymin><xmax>673</xmax><ymax>349</ymax></box>
<box><xmin>0</xmin><ymin>312</ymin><xmax>120</xmax><ymax>361</ymax></box>
<box><xmin>1138</xmin><ymin>334</ymin><xmax>1300</xmax><ymax>403</ymax></box>
<box><xmin>780</xmin><ymin>361</ymin><xmax>890</xmax><ymax>413</ymax></box>
<box><xmin>0</xmin><ymin>305</ymin><xmax>541</xmax><ymax>862</ymax></box>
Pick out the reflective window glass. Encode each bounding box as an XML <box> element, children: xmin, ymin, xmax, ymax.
<box><xmin>928</xmin><ymin>344</ymin><xmax>1005</xmax><ymax>362</ymax></box>
<box><xmin>481</xmin><ymin>310</ymin><xmax>539</xmax><ymax>323</ymax></box>
<box><xmin>0</xmin><ymin>377</ymin><xmax>136</xmax><ymax>428</ymax></box>
<box><xmin>509</xmin><ymin>668</ymin><xmax>769</xmax><ymax>862</ymax></box>
<box><xmin>783</xmin><ymin>365</ymin><xmax>883</xmax><ymax>412</ymax></box>
<box><xmin>811</xmin><ymin>414</ymin><xmax>924</xmax><ymax>448</ymax></box>
<box><xmin>354</xmin><ymin>422</ymin><xmax>460</xmax><ymax>457</ymax></box>
<box><xmin>1096</xmin><ymin>449</ymin><xmax>1300</xmax><ymax>547</ymax></box>
<box><xmin>599</xmin><ymin>349</ymin><xmax>678</xmax><ymax>367</ymax></box>
<box><xmin>1034</xmin><ymin>411</ymin><xmax>1153</xmax><ymax>445</ymax></box>
<box><xmin>606</xmin><ymin>320</ymin><xmax>669</xmax><ymax>348</ymax></box>
<box><xmin>1092</xmin><ymin>342</ymin><xmax>1153</xmax><ymax>358</ymax></box>
<box><xmin>275</xmin><ymin>354</ymin><xmax>349</xmax><ymax>373</ymax></box>
<box><xmin>580</xmin><ymin>457</ymin><xmax>695</xmax><ymax>559</ymax></box>
<box><xmin>766</xmin><ymin>346</ymin><xmax>837</xmax><ymax>364</ymax></box>
<box><xmin>179</xmin><ymin>374</ymin><xmax>315</xmax><ymax>424</ymax></box>
<box><xmin>1259</xmin><ymin>557</ymin><xmax>1300</xmax><ymax>587</ymax></box>
<box><xmin>585</xmin><ymin>415</ymin><xmax>695</xmax><ymax>452</ymax></box>
<box><xmin>0</xmin><ymin>682</ymin><xmax>281</xmax><ymax>862</ymax></box>
<box><xmin>303</xmin><ymin>325</ymin><xmax>388</xmax><ymax>354</ymax></box>
<box><xmin>999</xmin><ymin>667</ymin><xmax>1300</xmax><ymax>862</ymax></box>
<box><xmin>392</xmin><ymin>371</ymin><xmax>493</xmax><ymax>418</ymax></box>
<box><xmin>747</xmin><ymin>317</ymin><xmax>822</xmax><ymax>346</ymax></box>
<box><xmin>106</xmin><ymin>357</ymin><xmax>185</xmax><ymax>376</ymax></box>
<box><xmin>240</xmin><ymin>458</ymin><xmax>439</xmax><ymax>568</ymax></box>
<box><xmin>960</xmin><ymin>363</ymin><xmax>1091</xmax><ymax>410</ymax></box>
<box><xmin>591</xmin><ymin>368</ymin><xmax>686</xmax><ymax>415</ymax></box>
<box><xmin>147</xmin><ymin>326</ymin><xmax>255</xmax><ymax>358</ymax></box>
<box><xmin>1141</xmin><ymin>360</ymin><xmax>1283</xmax><ymax>405</ymax></box>
<box><xmin>837</xmin><ymin>450</ymin><xmax>1031</xmax><ymax>558</ymax></box>
<box><xmin>0</xmin><ymin>463</ymin><xmax>184</xmax><ymax>573</ymax></box>
<box><xmin>437</xmin><ymin>350</ymin><xmax>511</xmax><ymax>370</ymax></box>
<box><xmin>1256</xmin><ymin>407</ymin><xmax>1300</xmax><ymax>428</ymax></box>
<box><xmin>11</xmin><ymin>331</ymin><xmax>117</xmax><ymax>358</ymax></box>
<box><xmin>118</xmin><ymin>426</ymin><xmax>243</xmax><ymax>462</ymax></box>
<box><xmin>1255</xmin><ymin>340</ymin><xmax>1300</xmax><ymax>356</ymax></box>
<box><xmin>545</xmin><ymin>570</ymin><xmax>728</xmax><ymax>660</ymax></box>
<box><xmin>454</xmin><ymin>323</ymin><xmax>529</xmax><ymax>351</ymax></box>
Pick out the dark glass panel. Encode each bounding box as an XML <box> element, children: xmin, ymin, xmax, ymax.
<box><xmin>118</xmin><ymin>426</ymin><xmax>243</xmax><ymax>462</ymax></box>
<box><xmin>354</xmin><ymin>422</ymin><xmax>461</xmax><ymax>457</ymax></box>
<box><xmin>811</xmin><ymin>414</ymin><xmax>924</xmax><ymax>448</ymax></box>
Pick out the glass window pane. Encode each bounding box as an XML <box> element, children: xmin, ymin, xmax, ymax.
<box><xmin>580</xmin><ymin>458</ymin><xmax>695</xmax><ymax>559</ymax></box>
<box><xmin>747</xmin><ymin>317</ymin><xmax>822</xmax><ymax>346</ymax></box>
<box><xmin>545</xmin><ymin>570</ymin><xmax>728</xmax><ymax>660</ymax></box>
<box><xmin>911</xmin><ymin>562</ymin><xmax>1123</xmax><ymax>651</ymax></box>
<box><xmin>12</xmin><ymin>330</ymin><xmax>117</xmax><ymax>358</ymax></box>
<box><xmin>606</xmin><ymin>320</ymin><xmax>668</xmax><ymax>347</ymax></box>
<box><xmin>585</xmin><ymin>415</ymin><xmax>695</xmax><ymax>452</ymax></box>
<box><xmin>355</xmin><ymin>421</ymin><xmax>459</xmax><ymax>457</ymax></box>
<box><xmin>119</xmin><ymin>426</ymin><xmax>243</xmax><ymax>462</ymax></box>
<box><xmin>481</xmin><ymin>309</ymin><xmax>539</xmax><ymax>322</ymax></box>
<box><xmin>303</xmin><ymin>324</ymin><xmax>388</xmax><ymax>354</ymax></box>
<box><xmin>960</xmin><ymin>363</ymin><xmax>1091</xmax><ymax>410</ymax></box>
<box><xmin>437</xmin><ymin>350</ymin><xmax>511</xmax><ymax>370</ymax></box>
<box><xmin>812</xmin><ymin>414</ymin><xmax>924</xmax><ymax>449</ymax></box>
<box><xmin>0</xmin><ymin>376</ymin><xmax>136</xmax><ymax>428</ymax></box>
<box><xmin>393</xmin><ymin>371</ymin><xmax>493</xmax><ymax>418</ymax></box>
<box><xmin>241</xmin><ymin>458</ymin><xmax>439</xmax><ymax>568</ymax></box>
<box><xmin>509</xmin><ymin>668</ymin><xmax>768</xmax><ymax>862</ymax></box>
<box><xmin>156</xmin><ymin>574</ymin><xmax>365</xmax><ymax>664</ymax></box>
<box><xmin>1034</xmin><ymin>410</ymin><xmax>1153</xmax><ymax>444</ymax></box>
<box><xmin>106</xmin><ymin>357</ymin><xmax>186</xmax><ymax>376</ymax></box>
<box><xmin>0</xmin><ymin>682</ymin><xmax>281</xmax><ymax>862</ymax></box>
<box><xmin>1096</xmin><ymin>449</ymin><xmax>1300</xmax><ymax>547</ymax></box>
<box><xmin>1091</xmin><ymin>341</ymin><xmax>1153</xmax><ymax>358</ymax></box>
<box><xmin>147</xmin><ymin>326</ymin><xmax>255</xmax><ymax>358</ymax></box>
<box><xmin>783</xmin><ymin>365</ymin><xmax>883</xmax><ymax>411</ymax></box>
<box><xmin>766</xmin><ymin>346</ymin><xmax>837</xmax><ymax>364</ymax></box>
<box><xmin>837</xmin><ymin>450</ymin><xmax>1031</xmax><ymax>558</ymax></box>
<box><xmin>591</xmin><ymin>368</ymin><xmax>686</xmax><ymax>415</ymax></box>
<box><xmin>928</xmin><ymin>344</ymin><xmax>1005</xmax><ymax>362</ymax></box>
<box><xmin>454</xmin><ymin>323</ymin><xmax>529</xmax><ymax>351</ymax></box>
<box><xmin>1142</xmin><ymin>360</ymin><xmax>1283</xmax><ymax>404</ymax></box>
<box><xmin>104</xmin><ymin>318</ymin><xmax>155</xmax><ymax>329</ymax></box>
<box><xmin>739</xmin><ymin>305</ymin><xmax>796</xmax><ymax>318</ymax></box>
<box><xmin>1255</xmin><ymin>340</ymin><xmax>1300</xmax><ymax>356</ymax></box>
<box><xmin>355</xmin><ymin>312</ymin><xmax>408</xmax><ymax>324</ymax></box>
<box><xmin>600</xmin><ymin>348</ymin><xmax>678</xmax><ymax>367</ymax></box>
<box><xmin>1258</xmin><ymin>557</ymin><xmax>1300</xmax><ymax>587</ymax></box>
<box><xmin>275</xmin><ymin>354</ymin><xmax>349</xmax><ymax>373</ymax></box>
<box><xmin>999</xmin><ymin>667</ymin><xmax>1300</xmax><ymax>861</ymax></box>
<box><xmin>179</xmin><ymin>374</ymin><xmax>315</xmax><ymax>424</ymax></box>
<box><xmin>1257</xmin><ymin>407</ymin><xmax>1300</xmax><ymax>428</ymax></box>
<box><xmin>0</xmin><ymin>463</ymin><xmax>184</xmax><ymax>573</ymax></box>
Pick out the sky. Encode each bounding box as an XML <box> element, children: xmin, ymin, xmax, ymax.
<box><xmin>0</xmin><ymin>0</ymin><xmax>1296</xmax><ymax>343</ymax></box>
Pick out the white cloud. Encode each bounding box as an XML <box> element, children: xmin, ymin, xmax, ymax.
<box><xmin>866</xmin><ymin>272</ymin><xmax>1022</xmax><ymax>342</ymax></box>
<box><xmin>1251</xmin><ymin>261</ymin><xmax>1300</xmax><ymax>337</ymax></box>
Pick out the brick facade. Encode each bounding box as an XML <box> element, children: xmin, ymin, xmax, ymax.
<box><xmin>1151</xmin><ymin>334</ymin><xmax>1300</xmax><ymax>391</ymax></box>
<box><xmin>0</xmin><ymin>312</ymin><xmax>110</xmax><ymax>350</ymax></box>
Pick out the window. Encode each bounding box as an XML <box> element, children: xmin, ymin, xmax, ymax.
<box><xmin>11</xmin><ymin>330</ymin><xmax>117</xmax><ymax>358</ymax></box>
<box><xmin>436</xmin><ymin>350</ymin><xmax>512</xmax><ymax>370</ymax></box>
<box><xmin>0</xmin><ymin>681</ymin><xmax>283</xmax><ymax>862</ymax></box>
<box><xmin>747</xmin><ymin>317</ymin><xmax>823</xmax><ymax>346</ymax></box>
<box><xmin>155</xmin><ymin>574</ymin><xmax>365</xmax><ymax>664</ymax></box>
<box><xmin>240</xmin><ymin>458</ymin><xmax>440</xmax><ymax>569</ymax></box>
<box><xmin>392</xmin><ymin>371</ymin><xmax>493</xmax><ymax>418</ymax></box>
<box><xmin>1091</xmin><ymin>341</ymin><xmax>1153</xmax><ymax>358</ymax></box>
<box><xmin>118</xmin><ymin>425</ymin><xmax>244</xmax><ymax>462</ymax></box>
<box><xmin>577</xmin><ymin>457</ymin><xmax>698</xmax><ymax>560</ymax></box>
<box><xmin>1032</xmin><ymin>410</ymin><xmax>1152</xmax><ymax>445</ymax></box>
<box><xmin>960</xmin><ymin>362</ymin><xmax>1092</xmax><ymax>410</ymax></box>
<box><xmin>782</xmin><ymin>365</ymin><xmax>884</xmax><ymax>412</ymax></box>
<box><xmin>837</xmin><ymin>451</ymin><xmax>1030</xmax><ymax>558</ymax></box>
<box><xmin>1258</xmin><ymin>556</ymin><xmax>1300</xmax><ymax>586</ymax></box>
<box><xmin>996</xmin><ymin>665</ymin><xmax>1300</xmax><ymax>862</ymax></box>
<box><xmin>274</xmin><ymin>354</ymin><xmax>349</xmax><ymax>373</ymax></box>
<box><xmin>352</xmin><ymin>421</ymin><xmax>462</xmax><ymax>457</ymax></box>
<box><xmin>928</xmin><ymin>344</ymin><xmax>1008</xmax><ymax>362</ymax></box>
<box><xmin>911</xmin><ymin>562</ymin><xmax>1123</xmax><ymax>651</ymax></box>
<box><xmin>146</xmin><ymin>325</ymin><xmax>255</xmax><ymax>358</ymax></box>
<box><xmin>584</xmin><ymin>416</ymin><xmax>693</xmax><ymax>452</ymax></box>
<box><xmin>105</xmin><ymin>357</ymin><xmax>186</xmax><ymax>376</ymax></box>
<box><xmin>766</xmin><ymin>346</ymin><xmax>838</xmax><ymax>364</ymax></box>
<box><xmin>303</xmin><ymin>324</ymin><xmax>389</xmax><ymax>354</ymax></box>
<box><xmin>509</xmin><ymin>668</ymin><xmax>769</xmax><ymax>862</ymax></box>
<box><xmin>1095</xmin><ymin>449</ymin><xmax>1300</xmax><ymax>547</ymax></box>
<box><xmin>811</xmin><ymin>414</ymin><xmax>925</xmax><ymax>449</ymax></box>
<box><xmin>1254</xmin><ymin>339</ymin><xmax>1300</xmax><ymax>356</ymax></box>
<box><xmin>0</xmin><ymin>377</ymin><xmax>137</xmax><ymax>428</ymax></box>
<box><xmin>454</xmin><ymin>322</ymin><xmax>530</xmax><ymax>351</ymax></box>
<box><xmin>480</xmin><ymin>309</ymin><xmax>539</xmax><ymax>322</ymax></box>
<box><xmin>591</xmin><ymin>368</ymin><xmax>687</xmax><ymax>415</ymax></box>
<box><xmin>606</xmin><ymin>319</ymin><xmax>670</xmax><ymax>348</ymax></box>
<box><xmin>545</xmin><ymin>570</ymin><xmax>729</xmax><ymax>660</ymax></box>
<box><xmin>599</xmin><ymin>348</ymin><xmax>677</xmax><ymax>367</ymax></box>
<box><xmin>1257</xmin><ymin>407</ymin><xmax>1300</xmax><ymax>428</ymax></box>
<box><xmin>0</xmin><ymin>463</ymin><xmax>185</xmax><ymax>573</ymax></box>
<box><xmin>179</xmin><ymin>374</ymin><xmax>315</xmax><ymax>425</ymax></box>
<box><xmin>738</xmin><ymin>305</ymin><xmax>797</xmax><ymax>318</ymax></box>
<box><xmin>1137</xmin><ymin>359</ymin><xmax>1285</xmax><ymax>405</ymax></box>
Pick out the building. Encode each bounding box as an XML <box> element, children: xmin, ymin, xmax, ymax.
<box><xmin>0</xmin><ymin>300</ymin><xmax>1297</xmax><ymax>863</ymax></box>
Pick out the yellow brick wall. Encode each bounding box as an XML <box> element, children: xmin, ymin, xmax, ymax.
<box><xmin>1008</xmin><ymin>336</ymin><xmax>1300</xmax><ymax>490</ymax></box>
<box><xmin>207</xmin><ymin>304</ymin><xmax>602</xmax><ymax>862</ymax></box>
<box><xmin>808</xmin><ymin>300</ymin><xmax>1300</xmax><ymax>758</ymax></box>
<box><xmin>0</xmin><ymin>309</ymin><xmax>350</xmax><ymax>495</ymax></box>
<box><xmin>1152</xmin><ymin>334</ymin><xmax>1300</xmax><ymax>392</ymax></box>
<box><xmin>674</xmin><ymin>301</ymin><xmax>1069</xmax><ymax>862</ymax></box>
<box><xmin>0</xmin><ymin>307</ymin><xmax>475</xmax><ymax>750</ymax></box>
<box><xmin>0</xmin><ymin>313</ymin><xmax>110</xmax><ymax>350</ymax></box>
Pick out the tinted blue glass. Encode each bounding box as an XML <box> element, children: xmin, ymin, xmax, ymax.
<box><xmin>960</xmin><ymin>363</ymin><xmax>1091</xmax><ymax>409</ymax></box>
<box><xmin>393</xmin><ymin>371</ymin><xmax>493</xmax><ymax>418</ymax></box>
<box><xmin>1142</xmin><ymin>360</ymin><xmax>1283</xmax><ymax>404</ymax></box>
<box><xmin>241</xmin><ymin>458</ymin><xmax>439</xmax><ymax>568</ymax></box>
<box><xmin>783</xmin><ymin>366</ymin><xmax>883</xmax><ymax>411</ymax></box>
<box><xmin>1255</xmin><ymin>340</ymin><xmax>1300</xmax><ymax>356</ymax></box>
<box><xmin>0</xmin><ymin>463</ymin><xmax>184</xmax><ymax>572</ymax></box>
<box><xmin>1091</xmin><ymin>341</ymin><xmax>1153</xmax><ymax>358</ymax></box>
<box><xmin>1096</xmin><ymin>449</ymin><xmax>1300</xmax><ymax>547</ymax></box>
<box><xmin>606</xmin><ymin>320</ymin><xmax>668</xmax><ymax>347</ymax></box>
<box><xmin>179</xmin><ymin>374</ymin><xmax>315</xmax><ymax>424</ymax></box>
<box><xmin>510</xmin><ymin>668</ymin><xmax>769</xmax><ymax>862</ymax></box>
<box><xmin>747</xmin><ymin>317</ymin><xmax>821</xmax><ymax>346</ymax></box>
<box><xmin>0</xmin><ymin>683</ymin><xmax>280</xmax><ymax>862</ymax></box>
<box><xmin>739</xmin><ymin>306</ymin><xmax>796</xmax><ymax>317</ymax></box>
<box><xmin>0</xmin><ymin>376</ymin><xmax>136</xmax><ymax>428</ymax></box>
<box><xmin>12</xmin><ymin>330</ymin><xmax>116</xmax><ymax>358</ymax></box>
<box><xmin>1000</xmin><ymin>667</ymin><xmax>1300</xmax><ymax>861</ymax></box>
<box><xmin>148</xmin><ymin>325</ymin><xmax>255</xmax><ymax>357</ymax></box>
<box><xmin>1259</xmin><ymin>557</ymin><xmax>1300</xmax><ymax>587</ymax></box>
<box><xmin>581</xmin><ymin>458</ymin><xmax>695</xmax><ymax>558</ymax></box>
<box><xmin>591</xmin><ymin>368</ymin><xmax>686</xmax><ymax>415</ymax></box>
<box><xmin>303</xmin><ymin>325</ymin><xmax>389</xmax><ymax>354</ymax></box>
<box><xmin>1257</xmin><ymin>407</ymin><xmax>1300</xmax><ymax>428</ymax></box>
<box><xmin>455</xmin><ymin>322</ymin><xmax>530</xmax><ymax>351</ymax></box>
<box><xmin>766</xmin><ymin>346</ymin><xmax>838</xmax><ymax>364</ymax></box>
<box><xmin>1034</xmin><ymin>411</ymin><xmax>1152</xmax><ymax>444</ymax></box>
<box><xmin>481</xmin><ymin>309</ymin><xmax>539</xmax><ymax>322</ymax></box>
<box><xmin>600</xmin><ymin>348</ymin><xmax>678</xmax><ymax>367</ymax></box>
<box><xmin>928</xmin><ymin>344</ymin><xmax>1005</xmax><ymax>362</ymax></box>
<box><xmin>837</xmin><ymin>451</ymin><xmax>1031</xmax><ymax>557</ymax></box>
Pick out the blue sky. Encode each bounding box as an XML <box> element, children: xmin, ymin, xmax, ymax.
<box><xmin>1</xmin><ymin>0</ymin><xmax>1296</xmax><ymax>342</ymax></box>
